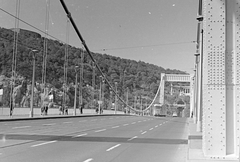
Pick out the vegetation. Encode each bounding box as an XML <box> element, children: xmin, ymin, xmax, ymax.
<box><xmin>0</xmin><ymin>27</ymin><xmax>188</xmax><ymax>110</ymax></box>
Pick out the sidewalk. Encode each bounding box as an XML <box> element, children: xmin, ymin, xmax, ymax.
<box><xmin>187</xmin><ymin>119</ymin><xmax>238</xmax><ymax>162</ymax></box>
<box><xmin>0</xmin><ymin>107</ymin><xmax>125</xmax><ymax>121</ymax></box>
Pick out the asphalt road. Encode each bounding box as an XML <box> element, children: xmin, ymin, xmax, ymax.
<box><xmin>0</xmin><ymin>115</ymin><xmax>189</xmax><ymax>162</ymax></box>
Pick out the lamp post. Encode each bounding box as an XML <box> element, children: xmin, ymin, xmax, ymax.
<box><xmin>30</xmin><ymin>49</ymin><xmax>38</xmax><ymax>118</ymax></box>
<box><xmin>115</xmin><ymin>82</ymin><xmax>117</xmax><ymax>114</ymax></box>
<box><xmin>73</xmin><ymin>66</ymin><xmax>79</xmax><ymax>116</ymax></box>
<box><xmin>126</xmin><ymin>87</ymin><xmax>129</xmax><ymax>114</ymax></box>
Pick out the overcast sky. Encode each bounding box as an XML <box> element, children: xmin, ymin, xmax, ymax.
<box><xmin>0</xmin><ymin>0</ymin><xmax>198</xmax><ymax>73</ymax></box>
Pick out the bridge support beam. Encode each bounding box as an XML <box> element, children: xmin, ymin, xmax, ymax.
<box><xmin>202</xmin><ymin>0</ymin><xmax>240</xmax><ymax>159</ymax></box>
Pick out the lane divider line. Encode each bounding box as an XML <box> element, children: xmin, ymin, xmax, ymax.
<box><xmin>63</xmin><ymin>122</ymin><xmax>72</xmax><ymax>124</ymax></box>
<box><xmin>112</xmin><ymin>126</ymin><xmax>119</xmax><ymax>129</ymax></box>
<box><xmin>141</xmin><ymin>131</ymin><xmax>147</xmax><ymax>135</ymax></box>
<box><xmin>79</xmin><ymin>120</ymin><xmax>87</xmax><ymax>122</ymax></box>
<box><xmin>31</xmin><ymin>140</ymin><xmax>57</xmax><ymax>147</ymax></box>
<box><xmin>106</xmin><ymin>144</ymin><xmax>121</xmax><ymax>151</ymax></box>
<box><xmin>72</xmin><ymin>133</ymin><xmax>87</xmax><ymax>138</ymax></box>
<box><xmin>83</xmin><ymin>158</ymin><xmax>93</xmax><ymax>162</ymax></box>
<box><xmin>12</xmin><ymin>126</ymin><xmax>31</xmax><ymax>129</ymax></box>
<box><xmin>123</xmin><ymin>124</ymin><xmax>129</xmax><ymax>126</ymax></box>
<box><xmin>149</xmin><ymin>128</ymin><xmax>153</xmax><ymax>131</ymax></box>
<box><xmin>95</xmin><ymin>129</ymin><xmax>106</xmax><ymax>133</ymax></box>
<box><xmin>43</xmin><ymin>123</ymin><xmax>56</xmax><ymax>126</ymax></box>
<box><xmin>131</xmin><ymin>122</ymin><xmax>136</xmax><ymax>124</ymax></box>
<box><xmin>128</xmin><ymin>136</ymin><xmax>138</xmax><ymax>141</ymax></box>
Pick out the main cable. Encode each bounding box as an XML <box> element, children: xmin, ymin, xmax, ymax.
<box><xmin>59</xmin><ymin>0</ymin><xmax>139</xmax><ymax>113</ymax></box>
<box><xmin>0</xmin><ymin>7</ymin><xmax>66</xmax><ymax>45</ymax></box>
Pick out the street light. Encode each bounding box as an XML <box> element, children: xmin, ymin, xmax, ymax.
<box><xmin>73</xmin><ymin>65</ymin><xmax>79</xmax><ymax>116</ymax></box>
<box><xmin>115</xmin><ymin>82</ymin><xmax>117</xmax><ymax>114</ymax></box>
<box><xmin>30</xmin><ymin>49</ymin><xmax>38</xmax><ymax>118</ymax></box>
<box><xmin>98</xmin><ymin>76</ymin><xmax>103</xmax><ymax>114</ymax></box>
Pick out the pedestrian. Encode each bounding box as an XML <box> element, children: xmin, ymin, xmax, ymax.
<box><xmin>65</xmin><ymin>105</ymin><xmax>68</xmax><ymax>115</ymax></box>
<box><xmin>95</xmin><ymin>107</ymin><xmax>98</xmax><ymax>114</ymax></box>
<box><xmin>79</xmin><ymin>103</ymin><xmax>84</xmax><ymax>114</ymax></box>
<box><xmin>10</xmin><ymin>100</ymin><xmax>14</xmax><ymax>117</ymax></box>
<box><xmin>45</xmin><ymin>105</ymin><xmax>48</xmax><ymax>115</ymax></box>
<box><xmin>59</xmin><ymin>105</ymin><xmax>62</xmax><ymax>115</ymax></box>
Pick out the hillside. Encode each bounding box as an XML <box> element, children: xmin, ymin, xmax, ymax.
<box><xmin>0</xmin><ymin>27</ymin><xmax>187</xmax><ymax>108</ymax></box>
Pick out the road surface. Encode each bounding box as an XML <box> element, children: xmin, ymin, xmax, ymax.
<box><xmin>0</xmin><ymin>115</ymin><xmax>188</xmax><ymax>162</ymax></box>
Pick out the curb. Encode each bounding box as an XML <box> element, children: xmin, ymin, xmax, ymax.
<box><xmin>0</xmin><ymin>114</ymin><xmax>131</xmax><ymax>122</ymax></box>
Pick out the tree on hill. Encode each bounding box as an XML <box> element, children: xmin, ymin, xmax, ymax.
<box><xmin>0</xmin><ymin>27</ymin><xmax>187</xmax><ymax>107</ymax></box>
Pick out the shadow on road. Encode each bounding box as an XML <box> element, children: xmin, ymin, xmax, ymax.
<box><xmin>0</xmin><ymin>133</ymin><xmax>188</xmax><ymax>149</ymax></box>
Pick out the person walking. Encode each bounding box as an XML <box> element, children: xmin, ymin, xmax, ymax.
<box><xmin>10</xmin><ymin>100</ymin><xmax>14</xmax><ymax>117</ymax></box>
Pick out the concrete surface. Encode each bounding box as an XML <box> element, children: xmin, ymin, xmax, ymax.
<box><xmin>187</xmin><ymin>118</ymin><xmax>238</xmax><ymax>162</ymax></box>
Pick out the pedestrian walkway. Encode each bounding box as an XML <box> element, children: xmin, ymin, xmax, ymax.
<box><xmin>0</xmin><ymin>107</ymin><xmax>124</xmax><ymax>121</ymax></box>
<box><xmin>187</xmin><ymin>118</ymin><xmax>238</xmax><ymax>162</ymax></box>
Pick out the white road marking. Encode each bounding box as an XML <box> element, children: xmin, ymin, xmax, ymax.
<box><xmin>155</xmin><ymin>125</ymin><xmax>158</xmax><ymax>128</ymax></box>
<box><xmin>83</xmin><ymin>158</ymin><xmax>93</xmax><ymax>162</ymax></box>
<box><xmin>106</xmin><ymin>144</ymin><xmax>121</xmax><ymax>151</ymax></box>
<box><xmin>12</xmin><ymin>126</ymin><xmax>31</xmax><ymax>129</ymax></box>
<box><xmin>63</xmin><ymin>122</ymin><xmax>72</xmax><ymax>124</ymax></box>
<box><xmin>31</xmin><ymin>140</ymin><xmax>57</xmax><ymax>147</ymax></box>
<box><xmin>123</xmin><ymin>124</ymin><xmax>129</xmax><ymax>126</ymax></box>
<box><xmin>131</xmin><ymin>122</ymin><xmax>136</xmax><ymax>124</ymax></box>
<box><xmin>72</xmin><ymin>133</ymin><xmax>87</xmax><ymax>138</ymax></box>
<box><xmin>95</xmin><ymin>129</ymin><xmax>106</xmax><ymax>133</ymax></box>
<box><xmin>149</xmin><ymin>128</ymin><xmax>153</xmax><ymax>131</ymax></box>
<box><xmin>128</xmin><ymin>136</ymin><xmax>138</xmax><ymax>141</ymax></box>
<box><xmin>112</xmin><ymin>126</ymin><xmax>119</xmax><ymax>128</ymax></box>
<box><xmin>79</xmin><ymin>120</ymin><xmax>87</xmax><ymax>122</ymax></box>
<box><xmin>141</xmin><ymin>131</ymin><xmax>147</xmax><ymax>135</ymax></box>
<box><xmin>43</xmin><ymin>123</ymin><xmax>56</xmax><ymax>126</ymax></box>
<box><xmin>138</xmin><ymin>121</ymin><xmax>141</xmax><ymax>123</ymax></box>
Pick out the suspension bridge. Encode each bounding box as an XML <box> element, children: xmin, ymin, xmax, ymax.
<box><xmin>0</xmin><ymin>0</ymin><xmax>240</xmax><ymax>161</ymax></box>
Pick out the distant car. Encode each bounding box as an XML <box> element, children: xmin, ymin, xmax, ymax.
<box><xmin>172</xmin><ymin>112</ymin><xmax>177</xmax><ymax>117</ymax></box>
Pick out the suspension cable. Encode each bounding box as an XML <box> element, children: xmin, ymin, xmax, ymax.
<box><xmin>42</xmin><ymin>0</ymin><xmax>50</xmax><ymax>95</ymax></box>
<box><xmin>59</xmin><ymin>0</ymin><xmax>141</xmax><ymax>113</ymax></box>
<box><xmin>10</xmin><ymin>0</ymin><xmax>20</xmax><ymax>107</ymax></box>
<box><xmin>63</xmin><ymin>17</ymin><xmax>70</xmax><ymax>106</ymax></box>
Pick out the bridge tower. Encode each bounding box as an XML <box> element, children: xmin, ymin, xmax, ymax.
<box><xmin>158</xmin><ymin>73</ymin><xmax>194</xmax><ymax>116</ymax></box>
<box><xmin>201</xmin><ymin>0</ymin><xmax>240</xmax><ymax>159</ymax></box>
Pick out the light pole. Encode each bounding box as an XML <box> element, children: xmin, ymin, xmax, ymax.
<box><xmin>98</xmin><ymin>76</ymin><xmax>102</xmax><ymax>114</ymax></box>
<box><xmin>73</xmin><ymin>66</ymin><xmax>79</xmax><ymax>116</ymax></box>
<box><xmin>126</xmin><ymin>87</ymin><xmax>129</xmax><ymax>114</ymax></box>
<box><xmin>30</xmin><ymin>49</ymin><xmax>38</xmax><ymax>118</ymax></box>
<box><xmin>115</xmin><ymin>82</ymin><xmax>117</xmax><ymax>114</ymax></box>
<box><xmin>140</xmin><ymin>96</ymin><xmax>143</xmax><ymax>116</ymax></box>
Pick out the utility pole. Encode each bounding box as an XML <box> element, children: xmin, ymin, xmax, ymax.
<box><xmin>73</xmin><ymin>66</ymin><xmax>78</xmax><ymax>116</ymax></box>
<box><xmin>126</xmin><ymin>87</ymin><xmax>129</xmax><ymax>114</ymax></box>
<box><xmin>92</xmin><ymin>63</ymin><xmax>95</xmax><ymax>108</ymax></box>
<box><xmin>98</xmin><ymin>76</ymin><xmax>102</xmax><ymax>114</ymax></box>
<box><xmin>140</xmin><ymin>96</ymin><xmax>143</xmax><ymax>116</ymax></box>
<box><xmin>115</xmin><ymin>82</ymin><xmax>117</xmax><ymax>114</ymax></box>
<box><xmin>30</xmin><ymin>49</ymin><xmax>38</xmax><ymax>118</ymax></box>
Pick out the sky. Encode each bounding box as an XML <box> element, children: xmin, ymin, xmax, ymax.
<box><xmin>0</xmin><ymin>0</ymin><xmax>198</xmax><ymax>74</ymax></box>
